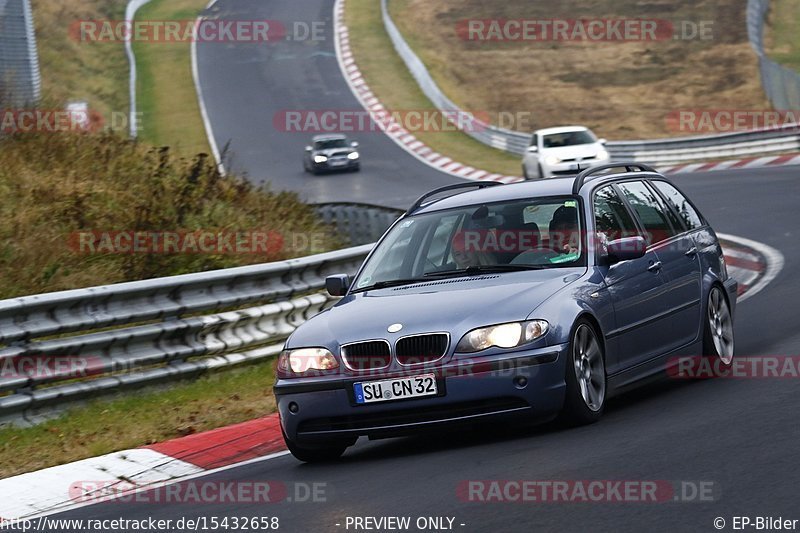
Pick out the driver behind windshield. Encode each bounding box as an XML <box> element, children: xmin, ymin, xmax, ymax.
<box><xmin>450</xmin><ymin>230</ymin><xmax>494</xmax><ymax>269</ymax></box>
<box><xmin>548</xmin><ymin>205</ymin><xmax>581</xmax><ymax>257</ymax></box>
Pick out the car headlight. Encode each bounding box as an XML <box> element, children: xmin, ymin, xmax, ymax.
<box><xmin>278</xmin><ymin>348</ymin><xmax>339</xmax><ymax>374</ymax></box>
<box><xmin>313</xmin><ymin>155</ymin><xmax>328</xmax><ymax>164</ymax></box>
<box><xmin>347</xmin><ymin>151</ymin><xmax>359</xmax><ymax>160</ymax></box>
<box><xmin>544</xmin><ymin>155</ymin><xmax>560</xmax><ymax>166</ymax></box>
<box><xmin>596</xmin><ymin>149</ymin><xmax>609</xmax><ymax>160</ymax></box>
<box><xmin>455</xmin><ymin>320</ymin><xmax>549</xmax><ymax>353</ymax></box>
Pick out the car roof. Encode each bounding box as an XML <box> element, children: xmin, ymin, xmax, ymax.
<box><xmin>533</xmin><ymin>126</ymin><xmax>590</xmax><ymax>136</ymax></box>
<box><xmin>413</xmin><ymin>171</ymin><xmax>667</xmax><ymax>215</ymax></box>
<box><xmin>312</xmin><ymin>134</ymin><xmax>347</xmax><ymax>141</ymax></box>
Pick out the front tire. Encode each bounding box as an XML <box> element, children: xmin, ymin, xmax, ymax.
<box><xmin>560</xmin><ymin>319</ymin><xmax>606</xmax><ymax>425</ymax></box>
<box><xmin>537</xmin><ymin>163</ymin><xmax>545</xmax><ymax>179</ymax></box>
<box><xmin>283</xmin><ymin>430</ymin><xmax>350</xmax><ymax>463</ymax></box>
<box><xmin>522</xmin><ymin>165</ymin><xmax>530</xmax><ymax>180</ymax></box>
<box><xmin>703</xmin><ymin>286</ymin><xmax>734</xmax><ymax>367</ymax></box>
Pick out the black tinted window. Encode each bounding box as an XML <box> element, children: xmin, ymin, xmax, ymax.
<box><xmin>652</xmin><ymin>181</ymin><xmax>704</xmax><ymax>230</ymax></box>
<box><xmin>617</xmin><ymin>181</ymin><xmax>678</xmax><ymax>245</ymax></box>
<box><xmin>593</xmin><ymin>186</ymin><xmax>638</xmax><ymax>241</ymax></box>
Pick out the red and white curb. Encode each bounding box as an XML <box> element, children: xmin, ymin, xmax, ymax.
<box><xmin>0</xmin><ymin>238</ymin><xmax>782</xmax><ymax>522</ymax></box>
<box><xmin>660</xmin><ymin>153</ymin><xmax>800</xmax><ymax>175</ymax></box>
<box><xmin>0</xmin><ymin>415</ymin><xmax>285</xmax><ymax>521</ymax></box>
<box><xmin>334</xmin><ymin>5</ymin><xmax>800</xmax><ymax>181</ymax></box>
<box><xmin>333</xmin><ymin>0</ymin><xmax>520</xmax><ymax>185</ymax></box>
<box><xmin>717</xmin><ymin>233</ymin><xmax>784</xmax><ymax>303</ymax></box>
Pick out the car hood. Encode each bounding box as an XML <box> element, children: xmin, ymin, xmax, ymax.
<box><xmin>287</xmin><ymin>269</ymin><xmax>584</xmax><ymax>348</ymax></box>
<box><xmin>313</xmin><ymin>147</ymin><xmax>355</xmax><ymax>157</ymax></box>
<box><xmin>540</xmin><ymin>143</ymin><xmax>602</xmax><ymax>159</ymax></box>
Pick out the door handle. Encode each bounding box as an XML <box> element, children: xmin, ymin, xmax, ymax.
<box><xmin>685</xmin><ymin>247</ymin><xmax>698</xmax><ymax>257</ymax></box>
<box><xmin>647</xmin><ymin>261</ymin><xmax>663</xmax><ymax>272</ymax></box>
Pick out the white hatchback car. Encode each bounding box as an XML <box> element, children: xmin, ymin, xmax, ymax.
<box><xmin>522</xmin><ymin>126</ymin><xmax>610</xmax><ymax>179</ymax></box>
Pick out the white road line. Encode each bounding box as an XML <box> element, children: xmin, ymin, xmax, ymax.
<box><xmin>191</xmin><ymin>0</ymin><xmax>226</xmax><ymax>176</ymax></box>
<box><xmin>718</xmin><ymin>233</ymin><xmax>785</xmax><ymax>302</ymax></box>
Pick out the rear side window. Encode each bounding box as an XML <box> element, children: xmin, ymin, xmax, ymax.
<box><xmin>593</xmin><ymin>185</ymin><xmax>638</xmax><ymax>241</ymax></box>
<box><xmin>651</xmin><ymin>181</ymin><xmax>704</xmax><ymax>230</ymax></box>
<box><xmin>617</xmin><ymin>181</ymin><xmax>678</xmax><ymax>245</ymax></box>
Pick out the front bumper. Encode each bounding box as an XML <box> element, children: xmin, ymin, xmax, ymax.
<box><xmin>543</xmin><ymin>156</ymin><xmax>610</xmax><ymax>177</ymax></box>
<box><xmin>275</xmin><ymin>344</ymin><xmax>568</xmax><ymax>444</ymax></box>
<box><xmin>312</xmin><ymin>158</ymin><xmax>359</xmax><ymax>172</ymax></box>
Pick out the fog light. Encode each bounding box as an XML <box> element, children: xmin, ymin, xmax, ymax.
<box><xmin>514</xmin><ymin>376</ymin><xmax>528</xmax><ymax>389</ymax></box>
<box><xmin>288</xmin><ymin>402</ymin><xmax>299</xmax><ymax>414</ymax></box>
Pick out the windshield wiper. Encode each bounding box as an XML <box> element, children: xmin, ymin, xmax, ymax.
<box><xmin>349</xmin><ymin>278</ymin><xmax>428</xmax><ymax>293</ymax></box>
<box><xmin>424</xmin><ymin>264</ymin><xmax>547</xmax><ymax>277</ymax></box>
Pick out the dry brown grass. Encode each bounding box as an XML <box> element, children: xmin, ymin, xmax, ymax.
<box><xmin>391</xmin><ymin>0</ymin><xmax>769</xmax><ymax>139</ymax></box>
<box><xmin>0</xmin><ymin>132</ymin><xmax>339</xmax><ymax>299</ymax></box>
<box><xmin>30</xmin><ymin>0</ymin><xmax>128</xmax><ymax>119</ymax></box>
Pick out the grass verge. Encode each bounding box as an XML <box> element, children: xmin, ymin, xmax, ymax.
<box><xmin>380</xmin><ymin>0</ymin><xmax>767</xmax><ymax>140</ymax></box>
<box><xmin>0</xmin><ymin>361</ymin><xmax>277</xmax><ymax>480</ymax></box>
<box><xmin>133</xmin><ymin>0</ymin><xmax>211</xmax><ymax>154</ymax></box>
<box><xmin>0</xmin><ymin>132</ymin><xmax>339</xmax><ymax>299</ymax></box>
<box><xmin>344</xmin><ymin>0</ymin><xmax>522</xmax><ymax>176</ymax></box>
<box><xmin>765</xmin><ymin>0</ymin><xmax>800</xmax><ymax>71</ymax></box>
<box><xmin>29</xmin><ymin>0</ymin><xmax>129</xmax><ymax>119</ymax></box>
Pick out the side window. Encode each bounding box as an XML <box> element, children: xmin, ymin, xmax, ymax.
<box><xmin>651</xmin><ymin>181</ymin><xmax>704</xmax><ymax>230</ymax></box>
<box><xmin>593</xmin><ymin>186</ymin><xmax>638</xmax><ymax>242</ymax></box>
<box><xmin>529</xmin><ymin>134</ymin><xmax>538</xmax><ymax>148</ymax></box>
<box><xmin>617</xmin><ymin>181</ymin><xmax>679</xmax><ymax>245</ymax></box>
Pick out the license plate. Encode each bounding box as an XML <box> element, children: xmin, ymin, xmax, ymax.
<box><xmin>568</xmin><ymin>163</ymin><xmax>579</xmax><ymax>170</ymax></box>
<box><xmin>354</xmin><ymin>374</ymin><xmax>437</xmax><ymax>404</ymax></box>
<box><xmin>329</xmin><ymin>159</ymin><xmax>347</xmax><ymax>166</ymax></box>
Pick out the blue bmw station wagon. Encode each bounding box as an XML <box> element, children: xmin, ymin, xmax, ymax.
<box><xmin>275</xmin><ymin>164</ymin><xmax>737</xmax><ymax>462</ymax></box>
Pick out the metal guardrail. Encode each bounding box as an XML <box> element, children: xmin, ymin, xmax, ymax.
<box><xmin>315</xmin><ymin>203</ymin><xmax>402</xmax><ymax>245</ymax></box>
<box><xmin>0</xmin><ymin>0</ymin><xmax>41</xmax><ymax>106</ymax></box>
<box><xmin>747</xmin><ymin>0</ymin><xmax>800</xmax><ymax>110</ymax></box>
<box><xmin>0</xmin><ymin>244</ymin><xmax>374</xmax><ymax>424</ymax></box>
<box><xmin>381</xmin><ymin>0</ymin><xmax>800</xmax><ymax>166</ymax></box>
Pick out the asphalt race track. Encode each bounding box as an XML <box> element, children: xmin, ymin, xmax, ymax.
<box><xmin>194</xmin><ymin>0</ymin><xmax>461</xmax><ymax>208</ymax></box>
<box><xmin>50</xmin><ymin>0</ymin><xmax>800</xmax><ymax>531</ymax></box>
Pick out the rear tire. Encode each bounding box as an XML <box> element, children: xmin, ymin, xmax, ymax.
<box><xmin>703</xmin><ymin>285</ymin><xmax>734</xmax><ymax>368</ymax></box>
<box><xmin>560</xmin><ymin>319</ymin><xmax>606</xmax><ymax>425</ymax></box>
<box><xmin>283</xmin><ymin>430</ymin><xmax>351</xmax><ymax>463</ymax></box>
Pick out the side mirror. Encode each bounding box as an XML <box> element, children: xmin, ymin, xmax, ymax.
<box><xmin>351</xmin><ymin>141</ymin><xmax>359</xmax><ymax>148</ymax></box>
<box><xmin>526</xmin><ymin>145</ymin><xmax>538</xmax><ymax>153</ymax></box>
<box><xmin>326</xmin><ymin>274</ymin><xmax>351</xmax><ymax>297</ymax></box>
<box><xmin>602</xmin><ymin>236</ymin><xmax>647</xmax><ymax>264</ymax></box>
<box><xmin>598</xmin><ymin>138</ymin><xmax>607</xmax><ymax>145</ymax></box>
<box><xmin>305</xmin><ymin>145</ymin><xmax>312</xmax><ymax>152</ymax></box>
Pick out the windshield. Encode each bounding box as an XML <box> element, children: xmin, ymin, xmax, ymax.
<box><xmin>352</xmin><ymin>197</ymin><xmax>585</xmax><ymax>291</ymax></box>
<box><xmin>542</xmin><ymin>130</ymin><xmax>597</xmax><ymax>148</ymax></box>
<box><xmin>314</xmin><ymin>138</ymin><xmax>349</xmax><ymax>150</ymax></box>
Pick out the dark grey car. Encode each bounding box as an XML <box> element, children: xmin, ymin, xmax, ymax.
<box><xmin>275</xmin><ymin>164</ymin><xmax>737</xmax><ymax>462</ymax></box>
<box><xmin>303</xmin><ymin>134</ymin><xmax>360</xmax><ymax>174</ymax></box>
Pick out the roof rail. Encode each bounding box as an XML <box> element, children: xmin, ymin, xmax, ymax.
<box><xmin>572</xmin><ymin>163</ymin><xmax>658</xmax><ymax>195</ymax></box>
<box><xmin>406</xmin><ymin>182</ymin><xmax>504</xmax><ymax>214</ymax></box>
